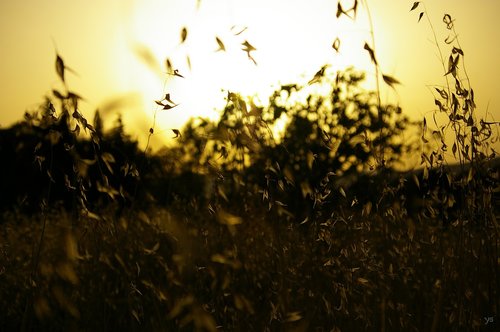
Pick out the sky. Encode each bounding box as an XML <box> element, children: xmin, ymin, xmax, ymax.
<box><xmin>1</xmin><ymin>0</ymin><xmax>499</xmax><ymax>154</ymax></box>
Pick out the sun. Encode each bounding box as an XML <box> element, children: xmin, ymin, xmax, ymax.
<box><xmin>125</xmin><ymin>0</ymin><xmax>381</xmax><ymax>145</ymax></box>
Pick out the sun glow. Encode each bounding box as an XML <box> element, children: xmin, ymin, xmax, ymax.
<box><xmin>125</xmin><ymin>0</ymin><xmax>389</xmax><ymax>146</ymax></box>
<box><xmin>1</xmin><ymin>0</ymin><xmax>499</xmax><ymax>154</ymax></box>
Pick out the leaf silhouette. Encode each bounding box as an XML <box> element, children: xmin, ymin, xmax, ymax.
<box><xmin>155</xmin><ymin>93</ymin><xmax>178</xmax><ymax>109</ymax></box>
<box><xmin>382</xmin><ymin>74</ymin><xmax>401</xmax><ymax>88</ymax></box>
<box><xmin>363</xmin><ymin>42</ymin><xmax>377</xmax><ymax>65</ymax></box>
<box><xmin>53</xmin><ymin>89</ymin><xmax>66</xmax><ymax>99</ymax></box>
<box><xmin>308</xmin><ymin>65</ymin><xmax>328</xmax><ymax>85</ymax></box>
<box><xmin>418</xmin><ymin>12</ymin><xmax>424</xmax><ymax>22</ymax></box>
<box><xmin>165</xmin><ymin>58</ymin><xmax>173</xmax><ymax>73</ymax></box>
<box><xmin>164</xmin><ymin>93</ymin><xmax>176</xmax><ymax>105</ymax></box>
<box><xmin>336</xmin><ymin>2</ymin><xmax>351</xmax><ymax>19</ymax></box>
<box><xmin>410</xmin><ymin>2</ymin><xmax>420</xmax><ymax>11</ymax></box>
<box><xmin>231</xmin><ymin>25</ymin><xmax>248</xmax><ymax>36</ymax></box>
<box><xmin>349</xmin><ymin>0</ymin><xmax>358</xmax><ymax>18</ymax></box>
<box><xmin>332</xmin><ymin>37</ymin><xmax>341</xmax><ymax>52</ymax></box>
<box><xmin>242</xmin><ymin>40</ymin><xmax>257</xmax><ymax>65</ymax></box>
<box><xmin>242</xmin><ymin>40</ymin><xmax>256</xmax><ymax>52</ymax></box>
<box><xmin>443</xmin><ymin>14</ymin><xmax>453</xmax><ymax>29</ymax></box>
<box><xmin>445</xmin><ymin>54</ymin><xmax>459</xmax><ymax>76</ymax></box>
<box><xmin>173</xmin><ymin>69</ymin><xmax>184</xmax><ymax>78</ymax></box>
<box><xmin>215</xmin><ymin>36</ymin><xmax>226</xmax><ymax>52</ymax></box>
<box><xmin>163</xmin><ymin>103</ymin><xmax>178</xmax><ymax>110</ymax></box>
<box><xmin>180</xmin><ymin>27</ymin><xmax>188</xmax><ymax>44</ymax></box>
<box><xmin>172</xmin><ymin>129</ymin><xmax>181</xmax><ymax>138</ymax></box>
<box><xmin>435</xmin><ymin>87</ymin><xmax>448</xmax><ymax>99</ymax></box>
<box><xmin>56</xmin><ymin>54</ymin><xmax>65</xmax><ymax>83</ymax></box>
<box><xmin>73</xmin><ymin>124</ymin><xmax>80</xmax><ymax>136</ymax></box>
<box><xmin>452</xmin><ymin>47</ymin><xmax>464</xmax><ymax>56</ymax></box>
<box><xmin>186</xmin><ymin>55</ymin><xmax>192</xmax><ymax>70</ymax></box>
<box><xmin>336</xmin><ymin>3</ymin><xmax>343</xmax><ymax>18</ymax></box>
<box><xmin>444</xmin><ymin>35</ymin><xmax>457</xmax><ymax>44</ymax></box>
<box><xmin>421</xmin><ymin>117</ymin><xmax>428</xmax><ymax>143</ymax></box>
<box><xmin>67</xmin><ymin>92</ymin><xmax>82</xmax><ymax>100</ymax></box>
<box><xmin>446</xmin><ymin>55</ymin><xmax>454</xmax><ymax>73</ymax></box>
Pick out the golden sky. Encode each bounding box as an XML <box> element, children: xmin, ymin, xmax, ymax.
<box><xmin>1</xmin><ymin>0</ymin><xmax>499</xmax><ymax>152</ymax></box>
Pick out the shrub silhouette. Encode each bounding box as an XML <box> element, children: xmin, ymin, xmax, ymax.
<box><xmin>163</xmin><ymin>67</ymin><xmax>415</xmax><ymax>222</ymax></box>
<box><xmin>0</xmin><ymin>102</ymin><xmax>152</xmax><ymax>215</ymax></box>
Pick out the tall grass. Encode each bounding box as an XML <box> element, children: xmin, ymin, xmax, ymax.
<box><xmin>410</xmin><ymin>2</ymin><xmax>499</xmax><ymax>330</ymax></box>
